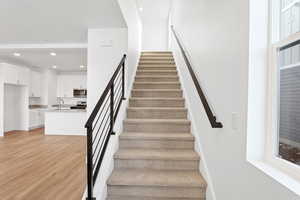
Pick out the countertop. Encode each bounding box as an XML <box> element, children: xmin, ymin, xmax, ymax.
<box><xmin>30</xmin><ymin>105</ymin><xmax>86</xmax><ymax>113</ymax></box>
<box><xmin>45</xmin><ymin>109</ymin><xmax>87</xmax><ymax>113</ymax></box>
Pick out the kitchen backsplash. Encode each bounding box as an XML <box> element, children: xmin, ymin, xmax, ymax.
<box><xmin>57</xmin><ymin>97</ymin><xmax>87</xmax><ymax>105</ymax></box>
<box><xmin>29</xmin><ymin>97</ymin><xmax>42</xmax><ymax>106</ymax></box>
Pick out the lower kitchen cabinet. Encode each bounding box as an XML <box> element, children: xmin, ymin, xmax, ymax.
<box><xmin>29</xmin><ymin>110</ymin><xmax>45</xmax><ymax>130</ymax></box>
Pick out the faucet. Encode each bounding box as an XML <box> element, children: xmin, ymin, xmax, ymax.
<box><xmin>58</xmin><ymin>98</ymin><xmax>65</xmax><ymax>110</ymax></box>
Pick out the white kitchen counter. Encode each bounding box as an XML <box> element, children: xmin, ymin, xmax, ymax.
<box><xmin>44</xmin><ymin>109</ymin><xmax>87</xmax><ymax>136</ymax></box>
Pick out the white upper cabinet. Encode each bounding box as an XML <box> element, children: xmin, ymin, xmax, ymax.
<box><xmin>2</xmin><ymin>64</ymin><xmax>18</xmax><ymax>84</ymax></box>
<box><xmin>18</xmin><ymin>66</ymin><xmax>30</xmax><ymax>85</ymax></box>
<box><xmin>57</xmin><ymin>74</ymin><xmax>87</xmax><ymax>98</ymax></box>
<box><xmin>1</xmin><ymin>63</ymin><xmax>29</xmax><ymax>86</ymax></box>
<box><xmin>29</xmin><ymin>71</ymin><xmax>42</xmax><ymax>97</ymax></box>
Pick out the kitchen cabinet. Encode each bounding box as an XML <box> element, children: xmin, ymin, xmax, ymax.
<box><xmin>29</xmin><ymin>71</ymin><xmax>42</xmax><ymax>97</ymax></box>
<box><xmin>1</xmin><ymin>63</ymin><xmax>29</xmax><ymax>86</ymax></box>
<box><xmin>18</xmin><ymin>67</ymin><xmax>30</xmax><ymax>85</ymax></box>
<box><xmin>29</xmin><ymin>110</ymin><xmax>45</xmax><ymax>130</ymax></box>
<box><xmin>57</xmin><ymin>77</ymin><xmax>73</xmax><ymax>98</ymax></box>
<box><xmin>57</xmin><ymin>74</ymin><xmax>87</xmax><ymax>98</ymax></box>
<box><xmin>2</xmin><ymin>64</ymin><xmax>18</xmax><ymax>84</ymax></box>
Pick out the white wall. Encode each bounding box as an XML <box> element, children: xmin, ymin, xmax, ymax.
<box><xmin>142</xmin><ymin>20</ymin><xmax>169</xmax><ymax>51</ymax></box>
<box><xmin>0</xmin><ymin>65</ymin><xmax>29</xmax><ymax>136</ymax></box>
<box><xmin>87</xmin><ymin>28</ymin><xmax>128</xmax><ymax>116</ymax></box>
<box><xmin>170</xmin><ymin>0</ymin><xmax>300</xmax><ymax>200</ymax></box>
<box><xmin>3</xmin><ymin>84</ymin><xmax>28</xmax><ymax>132</ymax></box>
<box><xmin>41</xmin><ymin>69</ymin><xmax>57</xmax><ymax>106</ymax></box>
<box><xmin>0</xmin><ymin>70</ymin><xmax>4</xmax><ymax>136</ymax></box>
<box><xmin>87</xmin><ymin>28</ymin><xmax>128</xmax><ymax>199</ymax></box>
<box><xmin>118</xmin><ymin>0</ymin><xmax>142</xmax><ymax>93</ymax></box>
<box><xmin>138</xmin><ymin>0</ymin><xmax>171</xmax><ymax>51</ymax></box>
<box><xmin>247</xmin><ymin>0</ymin><xmax>269</xmax><ymax>162</ymax></box>
<box><xmin>86</xmin><ymin>2</ymin><xmax>141</xmax><ymax>198</ymax></box>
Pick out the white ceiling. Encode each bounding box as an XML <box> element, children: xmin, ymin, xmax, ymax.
<box><xmin>0</xmin><ymin>48</ymin><xmax>87</xmax><ymax>72</ymax></box>
<box><xmin>0</xmin><ymin>0</ymin><xmax>126</xmax><ymax>71</ymax></box>
<box><xmin>0</xmin><ymin>0</ymin><xmax>126</xmax><ymax>44</ymax></box>
<box><xmin>136</xmin><ymin>0</ymin><xmax>172</xmax><ymax>23</ymax></box>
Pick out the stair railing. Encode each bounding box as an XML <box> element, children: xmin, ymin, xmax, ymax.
<box><xmin>171</xmin><ymin>26</ymin><xmax>223</xmax><ymax>128</ymax></box>
<box><xmin>85</xmin><ymin>54</ymin><xmax>127</xmax><ymax>200</ymax></box>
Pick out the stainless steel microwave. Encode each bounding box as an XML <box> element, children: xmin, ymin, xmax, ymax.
<box><xmin>73</xmin><ymin>89</ymin><xmax>87</xmax><ymax>98</ymax></box>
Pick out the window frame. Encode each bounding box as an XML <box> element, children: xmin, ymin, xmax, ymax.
<box><xmin>266</xmin><ymin>27</ymin><xmax>300</xmax><ymax>181</ymax></box>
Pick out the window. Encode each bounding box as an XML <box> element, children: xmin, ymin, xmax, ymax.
<box><xmin>247</xmin><ymin>0</ymin><xmax>300</xmax><ymax>194</ymax></box>
<box><xmin>278</xmin><ymin>40</ymin><xmax>300</xmax><ymax>165</ymax></box>
<box><xmin>278</xmin><ymin>0</ymin><xmax>300</xmax><ymax>165</ymax></box>
<box><xmin>268</xmin><ymin>0</ymin><xmax>300</xmax><ymax>168</ymax></box>
<box><xmin>280</xmin><ymin>0</ymin><xmax>300</xmax><ymax>40</ymax></box>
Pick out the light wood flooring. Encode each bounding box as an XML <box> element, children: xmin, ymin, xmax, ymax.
<box><xmin>0</xmin><ymin>129</ymin><xmax>86</xmax><ymax>200</ymax></box>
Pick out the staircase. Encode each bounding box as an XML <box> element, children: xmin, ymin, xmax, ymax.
<box><xmin>106</xmin><ymin>51</ymin><xmax>207</xmax><ymax>200</ymax></box>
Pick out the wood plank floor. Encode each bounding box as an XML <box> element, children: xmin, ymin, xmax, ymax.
<box><xmin>0</xmin><ymin>129</ymin><xmax>86</xmax><ymax>200</ymax></box>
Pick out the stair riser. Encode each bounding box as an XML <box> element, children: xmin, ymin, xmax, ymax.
<box><xmin>142</xmin><ymin>52</ymin><xmax>172</xmax><ymax>53</ymax></box>
<box><xmin>107</xmin><ymin>186</ymin><xmax>205</xmax><ymax>198</ymax></box>
<box><xmin>139</xmin><ymin>62</ymin><xmax>175</xmax><ymax>65</ymax></box>
<box><xmin>136</xmin><ymin>71</ymin><xmax>178</xmax><ymax>76</ymax></box>
<box><xmin>115</xmin><ymin>159</ymin><xmax>198</xmax><ymax>170</ymax></box>
<box><xmin>129</xmin><ymin>99</ymin><xmax>185</xmax><ymax>108</ymax></box>
<box><xmin>133</xmin><ymin>83</ymin><xmax>181</xmax><ymax>89</ymax></box>
<box><xmin>135</xmin><ymin>77</ymin><xmax>179</xmax><ymax>82</ymax></box>
<box><xmin>142</xmin><ymin>52</ymin><xmax>172</xmax><ymax>55</ymax></box>
<box><xmin>132</xmin><ymin>90</ymin><xmax>182</xmax><ymax>98</ymax></box>
<box><xmin>119</xmin><ymin>139</ymin><xmax>194</xmax><ymax>149</ymax></box>
<box><xmin>141</xmin><ymin>54</ymin><xmax>173</xmax><ymax>57</ymax></box>
<box><xmin>124</xmin><ymin>122</ymin><xmax>190</xmax><ymax>133</ymax></box>
<box><xmin>140</xmin><ymin>56</ymin><xmax>174</xmax><ymax>60</ymax></box>
<box><xmin>127</xmin><ymin>109</ymin><xmax>187</xmax><ymax>119</ymax></box>
<box><xmin>107</xmin><ymin>196</ymin><xmax>203</xmax><ymax>200</ymax></box>
<box><xmin>138</xmin><ymin>66</ymin><xmax>176</xmax><ymax>71</ymax></box>
<box><xmin>140</xmin><ymin>58</ymin><xmax>174</xmax><ymax>62</ymax></box>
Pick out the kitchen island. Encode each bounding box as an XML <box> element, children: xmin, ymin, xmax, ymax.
<box><xmin>44</xmin><ymin>109</ymin><xmax>87</xmax><ymax>136</ymax></box>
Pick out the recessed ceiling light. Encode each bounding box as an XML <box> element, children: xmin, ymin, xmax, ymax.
<box><xmin>80</xmin><ymin>65</ymin><xmax>85</xmax><ymax>69</ymax></box>
<box><xmin>52</xmin><ymin>65</ymin><xmax>57</xmax><ymax>69</ymax></box>
<box><xmin>139</xmin><ymin>7</ymin><xmax>143</xmax><ymax>11</ymax></box>
<box><xmin>50</xmin><ymin>52</ymin><xmax>56</xmax><ymax>56</ymax></box>
<box><xmin>13</xmin><ymin>52</ymin><xmax>21</xmax><ymax>57</ymax></box>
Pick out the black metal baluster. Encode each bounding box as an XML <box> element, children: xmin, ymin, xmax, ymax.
<box><xmin>110</xmin><ymin>83</ymin><xmax>115</xmax><ymax>135</ymax></box>
<box><xmin>122</xmin><ymin>60</ymin><xmax>126</xmax><ymax>100</ymax></box>
<box><xmin>86</xmin><ymin>126</ymin><xmax>95</xmax><ymax>200</ymax></box>
<box><xmin>85</xmin><ymin>55</ymin><xmax>126</xmax><ymax>200</ymax></box>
